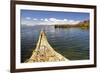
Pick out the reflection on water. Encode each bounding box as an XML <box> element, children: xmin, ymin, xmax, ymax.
<box><xmin>21</xmin><ymin>25</ymin><xmax>89</xmax><ymax>62</ymax></box>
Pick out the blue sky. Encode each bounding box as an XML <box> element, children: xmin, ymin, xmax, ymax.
<box><xmin>21</xmin><ymin>10</ymin><xmax>89</xmax><ymax>26</ymax></box>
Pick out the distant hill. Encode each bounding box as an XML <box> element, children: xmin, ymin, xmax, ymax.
<box><xmin>76</xmin><ymin>20</ymin><xmax>89</xmax><ymax>28</ymax></box>
<box><xmin>54</xmin><ymin>20</ymin><xmax>89</xmax><ymax>28</ymax></box>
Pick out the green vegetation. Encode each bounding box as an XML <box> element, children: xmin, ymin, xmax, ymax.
<box><xmin>54</xmin><ymin>20</ymin><xmax>89</xmax><ymax>29</ymax></box>
<box><xmin>77</xmin><ymin>20</ymin><xmax>89</xmax><ymax>28</ymax></box>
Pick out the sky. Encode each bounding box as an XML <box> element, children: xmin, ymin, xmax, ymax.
<box><xmin>21</xmin><ymin>10</ymin><xmax>89</xmax><ymax>26</ymax></box>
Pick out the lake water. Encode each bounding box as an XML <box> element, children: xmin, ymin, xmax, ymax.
<box><xmin>21</xmin><ymin>25</ymin><xmax>89</xmax><ymax>62</ymax></box>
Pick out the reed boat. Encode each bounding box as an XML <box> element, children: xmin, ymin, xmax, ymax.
<box><xmin>25</xmin><ymin>31</ymin><xmax>69</xmax><ymax>63</ymax></box>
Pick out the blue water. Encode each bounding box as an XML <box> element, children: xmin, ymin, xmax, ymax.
<box><xmin>21</xmin><ymin>25</ymin><xmax>89</xmax><ymax>62</ymax></box>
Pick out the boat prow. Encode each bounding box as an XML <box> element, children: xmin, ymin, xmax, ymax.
<box><xmin>25</xmin><ymin>31</ymin><xmax>69</xmax><ymax>63</ymax></box>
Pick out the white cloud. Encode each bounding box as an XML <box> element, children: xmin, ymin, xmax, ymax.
<box><xmin>49</xmin><ymin>18</ymin><xmax>57</xmax><ymax>22</ymax></box>
<box><xmin>33</xmin><ymin>18</ymin><xmax>37</xmax><ymax>20</ymax></box>
<box><xmin>63</xmin><ymin>19</ymin><xmax>68</xmax><ymax>21</ymax></box>
<box><xmin>21</xmin><ymin>17</ymin><xmax>80</xmax><ymax>26</ymax></box>
<box><xmin>26</xmin><ymin>17</ymin><xmax>31</xmax><ymax>20</ymax></box>
<box><xmin>66</xmin><ymin>20</ymin><xmax>80</xmax><ymax>25</ymax></box>
<box><xmin>40</xmin><ymin>19</ymin><xmax>44</xmax><ymax>21</ymax></box>
<box><xmin>69</xmin><ymin>20</ymin><xmax>74</xmax><ymax>23</ymax></box>
<box><xmin>44</xmin><ymin>18</ymin><xmax>48</xmax><ymax>21</ymax></box>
